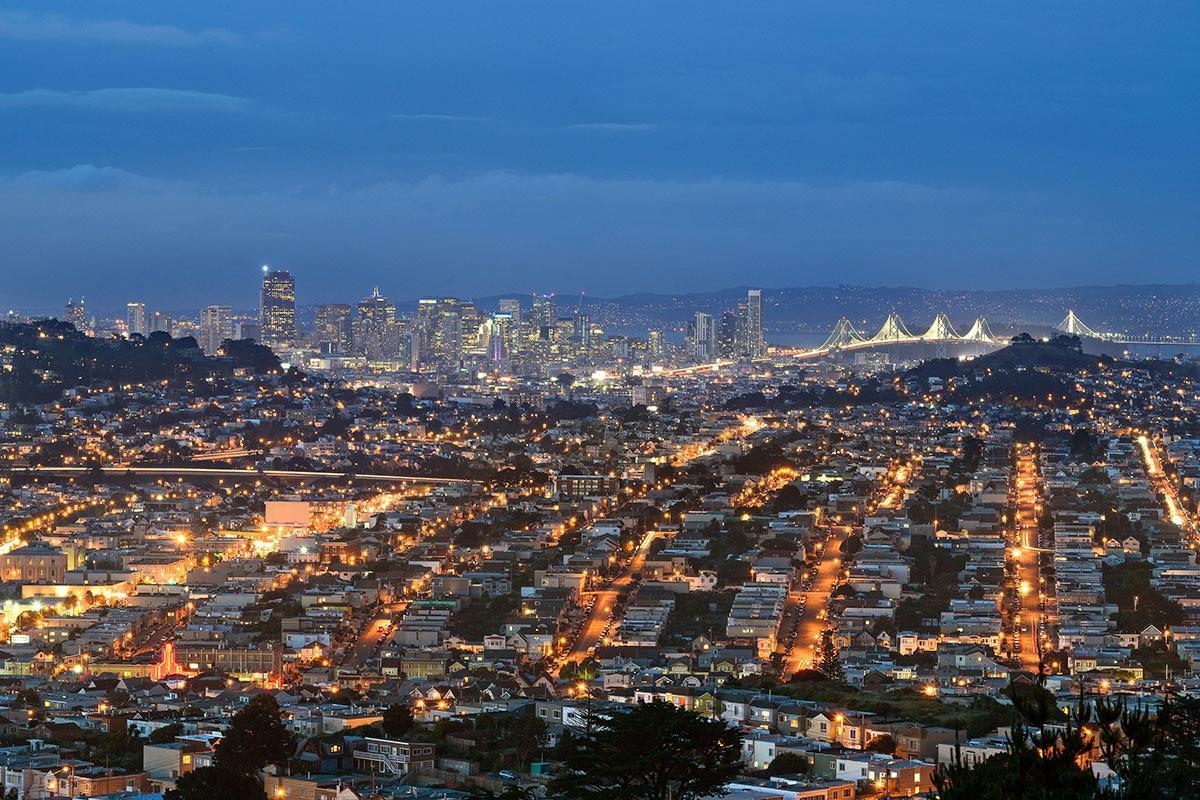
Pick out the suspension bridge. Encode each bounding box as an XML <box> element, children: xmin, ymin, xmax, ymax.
<box><xmin>792</xmin><ymin>312</ymin><xmax>1003</xmax><ymax>360</ymax></box>
<box><xmin>791</xmin><ymin>310</ymin><xmax>1200</xmax><ymax>360</ymax></box>
<box><xmin>1054</xmin><ymin>310</ymin><xmax>1200</xmax><ymax>347</ymax></box>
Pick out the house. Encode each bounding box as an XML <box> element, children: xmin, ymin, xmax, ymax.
<box><xmin>351</xmin><ymin>737</ymin><xmax>436</xmax><ymax>777</ymax></box>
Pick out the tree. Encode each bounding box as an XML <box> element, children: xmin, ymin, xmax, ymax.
<box><xmin>815</xmin><ymin>630</ymin><xmax>844</xmax><ymax>683</ymax></box>
<box><xmin>382</xmin><ymin>703</ymin><xmax>415</xmax><ymax>738</ymax></box>
<box><xmin>765</xmin><ymin>751</ymin><xmax>808</xmax><ymax>776</ymax></box>
<box><xmin>164</xmin><ymin>766</ymin><xmax>266</xmax><ymax>800</ymax></box>
<box><xmin>548</xmin><ymin>701</ymin><xmax>742</xmax><ymax>800</ymax></box>
<box><xmin>866</xmin><ymin>733</ymin><xmax>897</xmax><ymax>754</ymax></box>
<box><xmin>934</xmin><ymin>681</ymin><xmax>1200</xmax><ymax>800</ymax></box>
<box><xmin>555</xmin><ymin>372</ymin><xmax>577</xmax><ymax>399</ymax></box>
<box><xmin>212</xmin><ymin>695</ymin><xmax>295</xmax><ymax>776</ymax></box>
<box><xmin>149</xmin><ymin>722</ymin><xmax>185</xmax><ymax>744</ymax></box>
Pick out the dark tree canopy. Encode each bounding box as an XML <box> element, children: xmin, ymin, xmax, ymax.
<box><xmin>212</xmin><ymin>694</ymin><xmax>295</xmax><ymax>776</ymax></box>
<box><xmin>548</xmin><ymin>701</ymin><xmax>742</xmax><ymax>800</ymax></box>
<box><xmin>382</xmin><ymin>703</ymin><xmax>415</xmax><ymax>738</ymax></box>
<box><xmin>164</xmin><ymin>766</ymin><xmax>266</xmax><ymax>800</ymax></box>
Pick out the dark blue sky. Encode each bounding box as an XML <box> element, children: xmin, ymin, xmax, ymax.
<box><xmin>1</xmin><ymin>2</ymin><xmax>1197</xmax><ymax>311</ymax></box>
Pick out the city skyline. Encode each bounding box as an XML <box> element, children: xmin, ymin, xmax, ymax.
<box><xmin>2</xmin><ymin>6</ymin><xmax>1200</xmax><ymax>799</ymax></box>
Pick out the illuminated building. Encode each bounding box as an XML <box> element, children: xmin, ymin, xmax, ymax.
<box><xmin>259</xmin><ymin>267</ymin><xmax>297</xmax><ymax>349</ymax></box>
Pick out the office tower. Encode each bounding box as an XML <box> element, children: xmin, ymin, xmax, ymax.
<box><xmin>489</xmin><ymin>312</ymin><xmax>512</xmax><ymax>363</ymax></box>
<box><xmin>432</xmin><ymin>298</ymin><xmax>462</xmax><ymax>365</ymax></box>
<box><xmin>647</xmin><ymin>329</ymin><xmax>665</xmax><ymax>361</ymax></box>
<box><xmin>199</xmin><ymin>305</ymin><xmax>233</xmax><ymax>354</ymax></box>
<box><xmin>126</xmin><ymin>302</ymin><xmax>148</xmax><ymax>337</ymax></box>
<box><xmin>691</xmin><ymin>312</ymin><xmax>714</xmax><ymax>361</ymax></box>
<box><xmin>459</xmin><ymin>301</ymin><xmax>483</xmax><ymax>355</ymax></box>
<box><xmin>259</xmin><ymin>268</ymin><xmax>297</xmax><ymax>349</ymax></box>
<box><xmin>64</xmin><ymin>297</ymin><xmax>88</xmax><ymax>334</ymax></box>
<box><xmin>718</xmin><ymin>309</ymin><xmax>739</xmax><ymax>359</ymax></box>
<box><xmin>498</xmin><ymin>298</ymin><xmax>521</xmax><ymax>326</ymax></box>
<box><xmin>314</xmin><ymin>303</ymin><xmax>352</xmax><ymax>353</ymax></box>
<box><xmin>733</xmin><ymin>302</ymin><xmax>749</xmax><ymax>358</ymax></box>
<box><xmin>573</xmin><ymin>311</ymin><xmax>592</xmax><ymax>356</ymax></box>
<box><xmin>149</xmin><ymin>311</ymin><xmax>173</xmax><ymax>336</ymax></box>
<box><xmin>531</xmin><ymin>293</ymin><xmax>556</xmax><ymax>330</ymax></box>
<box><xmin>415</xmin><ymin>298</ymin><xmax>437</xmax><ymax>357</ymax></box>
<box><xmin>498</xmin><ymin>299</ymin><xmax>522</xmax><ymax>356</ymax></box>
<box><xmin>354</xmin><ymin>288</ymin><xmax>396</xmax><ymax>358</ymax></box>
<box><xmin>233</xmin><ymin>320</ymin><xmax>260</xmax><ymax>341</ymax></box>
<box><xmin>746</xmin><ymin>288</ymin><xmax>765</xmax><ymax>359</ymax></box>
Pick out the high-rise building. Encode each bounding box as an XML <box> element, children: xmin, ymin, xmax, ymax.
<box><xmin>64</xmin><ymin>297</ymin><xmax>88</xmax><ymax>334</ymax></box>
<box><xmin>199</xmin><ymin>305</ymin><xmax>232</xmax><ymax>354</ymax></box>
<box><xmin>315</xmin><ymin>303</ymin><xmax>353</xmax><ymax>353</ymax></box>
<box><xmin>531</xmin><ymin>293</ymin><xmax>556</xmax><ymax>330</ymax></box>
<box><xmin>354</xmin><ymin>289</ymin><xmax>396</xmax><ymax>359</ymax></box>
<box><xmin>498</xmin><ymin>298</ymin><xmax>522</xmax><ymax>327</ymax></box>
<box><xmin>647</xmin><ymin>329</ymin><xmax>665</xmax><ymax>362</ymax></box>
<box><xmin>126</xmin><ymin>302</ymin><xmax>148</xmax><ymax>338</ymax></box>
<box><xmin>489</xmin><ymin>312</ymin><xmax>513</xmax><ymax>363</ymax></box>
<box><xmin>149</xmin><ymin>311</ymin><xmax>173</xmax><ymax>336</ymax></box>
<box><xmin>718</xmin><ymin>309</ymin><xmax>739</xmax><ymax>358</ymax></box>
<box><xmin>259</xmin><ymin>267</ymin><xmax>297</xmax><ymax>349</ymax></box>
<box><xmin>690</xmin><ymin>312</ymin><xmax>714</xmax><ymax>362</ymax></box>
<box><xmin>573</xmin><ymin>311</ymin><xmax>592</xmax><ymax>356</ymax></box>
<box><xmin>746</xmin><ymin>288</ymin><xmax>765</xmax><ymax>359</ymax></box>
<box><xmin>233</xmin><ymin>320</ymin><xmax>260</xmax><ymax>341</ymax></box>
<box><xmin>459</xmin><ymin>301</ymin><xmax>484</xmax><ymax>355</ymax></box>
<box><xmin>432</xmin><ymin>298</ymin><xmax>463</xmax><ymax>365</ymax></box>
<box><xmin>498</xmin><ymin>299</ymin><xmax>523</xmax><ymax>357</ymax></box>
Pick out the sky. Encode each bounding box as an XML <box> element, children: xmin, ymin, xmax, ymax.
<box><xmin>1</xmin><ymin>1</ymin><xmax>1197</xmax><ymax>312</ymax></box>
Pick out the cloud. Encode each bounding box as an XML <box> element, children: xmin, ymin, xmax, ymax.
<box><xmin>568</xmin><ymin>122</ymin><xmax>656</xmax><ymax>132</ymax></box>
<box><xmin>9</xmin><ymin>164</ymin><xmax>184</xmax><ymax>192</ymax></box>
<box><xmin>391</xmin><ymin>113</ymin><xmax>493</xmax><ymax>123</ymax></box>
<box><xmin>0</xmin><ymin>10</ymin><xmax>245</xmax><ymax>46</ymax></box>
<box><xmin>0</xmin><ymin>88</ymin><xmax>251</xmax><ymax>113</ymax></box>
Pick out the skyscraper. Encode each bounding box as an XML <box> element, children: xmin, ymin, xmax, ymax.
<box><xmin>315</xmin><ymin>303</ymin><xmax>353</xmax><ymax>353</ymax></box>
<box><xmin>718</xmin><ymin>309</ymin><xmax>739</xmax><ymax>358</ymax></box>
<box><xmin>353</xmin><ymin>289</ymin><xmax>396</xmax><ymax>359</ymax></box>
<box><xmin>64</xmin><ymin>297</ymin><xmax>88</xmax><ymax>334</ymax></box>
<box><xmin>199</xmin><ymin>305</ymin><xmax>232</xmax><ymax>354</ymax></box>
<box><xmin>498</xmin><ymin>299</ymin><xmax>522</xmax><ymax>357</ymax></box>
<box><xmin>571</xmin><ymin>309</ymin><xmax>591</xmax><ymax>354</ymax></box>
<box><xmin>432</xmin><ymin>298</ymin><xmax>463</xmax><ymax>365</ymax></box>
<box><xmin>126</xmin><ymin>302</ymin><xmax>148</xmax><ymax>338</ymax></box>
<box><xmin>691</xmin><ymin>312</ymin><xmax>714</xmax><ymax>362</ymax></box>
<box><xmin>647</xmin><ymin>329</ymin><xmax>665</xmax><ymax>362</ymax></box>
<box><xmin>746</xmin><ymin>288</ymin><xmax>765</xmax><ymax>359</ymax></box>
<box><xmin>259</xmin><ymin>267</ymin><xmax>297</xmax><ymax>349</ymax></box>
<box><xmin>149</xmin><ymin>311</ymin><xmax>173</xmax><ymax>335</ymax></box>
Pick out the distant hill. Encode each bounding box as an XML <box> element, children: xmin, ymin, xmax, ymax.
<box><xmin>907</xmin><ymin>334</ymin><xmax>1102</xmax><ymax>378</ymax></box>
<box><xmin>0</xmin><ymin>320</ymin><xmax>280</xmax><ymax>403</ymax></box>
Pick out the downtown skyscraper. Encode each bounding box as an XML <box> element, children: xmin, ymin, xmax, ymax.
<box><xmin>746</xmin><ymin>288</ymin><xmax>765</xmax><ymax>359</ymax></box>
<box><xmin>259</xmin><ymin>268</ymin><xmax>297</xmax><ymax>349</ymax></box>
<box><xmin>199</xmin><ymin>305</ymin><xmax>232</xmax><ymax>354</ymax></box>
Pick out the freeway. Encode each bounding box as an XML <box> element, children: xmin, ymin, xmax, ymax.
<box><xmin>7</xmin><ymin>465</ymin><xmax>473</xmax><ymax>484</ymax></box>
